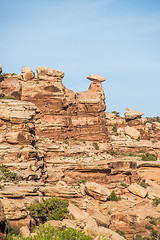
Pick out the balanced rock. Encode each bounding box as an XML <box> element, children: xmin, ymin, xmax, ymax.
<box><xmin>37</xmin><ymin>66</ymin><xmax>64</xmax><ymax>81</ymax></box>
<box><xmin>85</xmin><ymin>182</ymin><xmax>110</xmax><ymax>201</ymax></box>
<box><xmin>125</xmin><ymin>108</ymin><xmax>144</xmax><ymax>120</ymax></box>
<box><xmin>128</xmin><ymin>183</ymin><xmax>148</xmax><ymax>198</ymax></box>
<box><xmin>87</xmin><ymin>74</ymin><xmax>105</xmax><ymax>82</ymax></box>
<box><xmin>21</xmin><ymin>66</ymin><xmax>34</xmax><ymax>81</ymax></box>
<box><xmin>125</xmin><ymin>126</ymin><xmax>140</xmax><ymax>139</ymax></box>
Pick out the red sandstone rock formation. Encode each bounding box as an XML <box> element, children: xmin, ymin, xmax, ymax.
<box><xmin>0</xmin><ymin>66</ymin><xmax>109</xmax><ymax>142</ymax></box>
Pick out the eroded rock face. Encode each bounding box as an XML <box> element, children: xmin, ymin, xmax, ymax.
<box><xmin>0</xmin><ymin>68</ymin><xmax>109</xmax><ymax>142</ymax></box>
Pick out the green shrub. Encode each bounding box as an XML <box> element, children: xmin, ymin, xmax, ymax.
<box><xmin>93</xmin><ymin>142</ymin><xmax>99</xmax><ymax>150</ymax></box>
<box><xmin>112</xmin><ymin>124</ymin><xmax>117</xmax><ymax>132</ymax></box>
<box><xmin>151</xmin><ymin>229</ymin><xmax>158</xmax><ymax>238</ymax></box>
<box><xmin>0</xmin><ymin>95</ymin><xmax>16</xmax><ymax>100</ymax></box>
<box><xmin>78</xmin><ymin>179</ymin><xmax>87</xmax><ymax>184</ymax></box>
<box><xmin>145</xmin><ymin>224</ymin><xmax>153</xmax><ymax>230</ymax></box>
<box><xmin>97</xmin><ymin>236</ymin><xmax>109</xmax><ymax>240</ymax></box>
<box><xmin>121</xmin><ymin>182</ymin><xmax>128</xmax><ymax>188</ymax></box>
<box><xmin>153</xmin><ymin>197</ymin><xmax>160</xmax><ymax>207</ymax></box>
<box><xmin>139</xmin><ymin>149</ymin><xmax>146</xmax><ymax>153</ymax></box>
<box><xmin>141</xmin><ymin>152</ymin><xmax>157</xmax><ymax>161</ymax></box>
<box><xmin>149</xmin><ymin>218</ymin><xmax>157</xmax><ymax>226</ymax></box>
<box><xmin>139</xmin><ymin>180</ymin><xmax>147</xmax><ymax>189</ymax></box>
<box><xmin>111</xmin><ymin>111</ymin><xmax>120</xmax><ymax>117</ymax></box>
<box><xmin>146</xmin><ymin>116</ymin><xmax>160</xmax><ymax>124</ymax></box>
<box><xmin>133</xmin><ymin>234</ymin><xmax>145</xmax><ymax>240</ymax></box>
<box><xmin>63</xmin><ymin>139</ymin><xmax>69</xmax><ymax>145</ymax></box>
<box><xmin>115</xmin><ymin>132</ymin><xmax>118</xmax><ymax>136</ymax></box>
<box><xmin>7</xmin><ymin>224</ymin><xmax>93</xmax><ymax>240</ymax></box>
<box><xmin>2</xmin><ymin>73</ymin><xmax>7</xmax><ymax>79</ymax></box>
<box><xmin>0</xmin><ymin>165</ymin><xmax>18</xmax><ymax>182</ymax></box>
<box><xmin>20</xmin><ymin>145</ymin><xmax>24</xmax><ymax>150</ymax></box>
<box><xmin>128</xmin><ymin>152</ymin><xmax>137</xmax><ymax>157</ymax></box>
<box><xmin>73</xmin><ymin>137</ymin><xmax>77</xmax><ymax>141</ymax></box>
<box><xmin>110</xmin><ymin>150</ymin><xmax>117</xmax><ymax>156</ymax></box>
<box><xmin>116</xmin><ymin>229</ymin><xmax>125</xmax><ymax>238</ymax></box>
<box><xmin>121</xmin><ymin>152</ymin><xmax>127</xmax><ymax>156</ymax></box>
<box><xmin>109</xmin><ymin>190</ymin><xmax>121</xmax><ymax>202</ymax></box>
<box><xmin>27</xmin><ymin>197</ymin><xmax>69</xmax><ymax>223</ymax></box>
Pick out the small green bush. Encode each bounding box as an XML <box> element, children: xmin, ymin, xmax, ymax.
<box><xmin>111</xmin><ymin>111</ymin><xmax>120</xmax><ymax>117</ymax></box>
<box><xmin>78</xmin><ymin>179</ymin><xmax>87</xmax><ymax>184</ymax></box>
<box><xmin>153</xmin><ymin>197</ymin><xmax>160</xmax><ymax>207</ymax></box>
<box><xmin>141</xmin><ymin>152</ymin><xmax>157</xmax><ymax>161</ymax></box>
<box><xmin>0</xmin><ymin>95</ymin><xmax>16</xmax><ymax>100</ymax></box>
<box><xmin>139</xmin><ymin>180</ymin><xmax>147</xmax><ymax>189</ymax></box>
<box><xmin>112</xmin><ymin>124</ymin><xmax>117</xmax><ymax>132</ymax></box>
<box><xmin>109</xmin><ymin>190</ymin><xmax>121</xmax><ymax>202</ymax></box>
<box><xmin>0</xmin><ymin>165</ymin><xmax>18</xmax><ymax>182</ymax></box>
<box><xmin>116</xmin><ymin>229</ymin><xmax>125</xmax><ymax>238</ymax></box>
<box><xmin>133</xmin><ymin>234</ymin><xmax>145</xmax><ymax>240</ymax></box>
<box><xmin>121</xmin><ymin>182</ymin><xmax>128</xmax><ymax>188</ymax></box>
<box><xmin>128</xmin><ymin>152</ymin><xmax>137</xmax><ymax>157</ymax></box>
<box><xmin>151</xmin><ymin>229</ymin><xmax>158</xmax><ymax>238</ymax></box>
<box><xmin>27</xmin><ymin>197</ymin><xmax>69</xmax><ymax>223</ymax></box>
<box><xmin>139</xmin><ymin>149</ymin><xmax>146</xmax><ymax>153</ymax></box>
<box><xmin>93</xmin><ymin>142</ymin><xmax>99</xmax><ymax>150</ymax></box>
<box><xmin>7</xmin><ymin>224</ymin><xmax>93</xmax><ymax>240</ymax></box>
<box><xmin>63</xmin><ymin>139</ymin><xmax>69</xmax><ymax>145</ymax></box>
<box><xmin>149</xmin><ymin>218</ymin><xmax>157</xmax><ymax>226</ymax></box>
<box><xmin>110</xmin><ymin>150</ymin><xmax>117</xmax><ymax>156</ymax></box>
<box><xmin>145</xmin><ymin>224</ymin><xmax>153</xmax><ymax>230</ymax></box>
<box><xmin>146</xmin><ymin>116</ymin><xmax>160</xmax><ymax>124</ymax></box>
<box><xmin>120</xmin><ymin>152</ymin><xmax>127</xmax><ymax>156</ymax></box>
<box><xmin>2</xmin><ymin>73</ymin><xmax>7</xmax><ymax>79</ymax></box>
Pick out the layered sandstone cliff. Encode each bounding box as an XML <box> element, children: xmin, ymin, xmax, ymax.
<box><xmin>0</xmin><ymin>66</ymin><xmax>160</xmax><ymax>240</ymax></box>
<box><xmin>0</xmin><ymin>66</ymin><xmax>108</xmax><ymax>142</ymax></box>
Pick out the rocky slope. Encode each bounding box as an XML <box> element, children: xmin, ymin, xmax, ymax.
<box><xmin>0</xmin><ymin>65</ymin><xmax>160</xmax><ymax>240</ymax></box>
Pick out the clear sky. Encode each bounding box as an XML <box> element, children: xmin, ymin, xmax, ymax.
<box><xmin>1</xmin><ymin>0</ymin><xmax>160</xmax><ymax>117</ymax></box>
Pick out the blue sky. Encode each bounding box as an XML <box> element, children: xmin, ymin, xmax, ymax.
<box><xmin>1</xmin><ymin>0</ymin><xmax>160</xmax><ymax>117</ymax></box>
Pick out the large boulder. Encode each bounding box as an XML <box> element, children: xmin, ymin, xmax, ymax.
<box><xmin>68</xmin><ymin>203</ymin><xmax>89</xmax><ymax>221</ymax></box>
<box><xmin>124</xmin><ymin>126</ymin><xmax>140</xmax><ymax>139</ymax></box>
<box><xmin>128</xmin><ymin>183</ymin><xmax>148</xmax><ymax>198</ymax></box>
<box><xmin>84</xmin><ymin>216</ymin><xmax>98</xmax><ymax>237</ymax></box>
<box><xmin>21</xmin><ymin>66</ymin><xmax>34</xmax><ymax>81</ymax></box>
<box><xmin>37</xmin><ymin>66</ymin><xmax>64</xmax><ymax>81</ymax></box>
<box><xmin>125</xmin><ymin>108</ymin><xmax>144</xmax><ymax>120</ymax></box>
<box><xmin>85</xmin><ymin>182</ymin><xmax>110</xmax><ymax>201</ymax></box>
